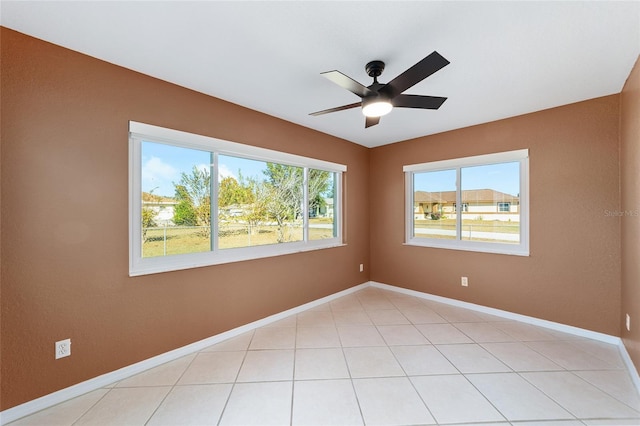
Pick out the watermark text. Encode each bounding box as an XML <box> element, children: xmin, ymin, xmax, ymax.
<box><xmin>604</xmin><ymin>209</ymin><xmax>639</xmax><ymax>217</ymax></box>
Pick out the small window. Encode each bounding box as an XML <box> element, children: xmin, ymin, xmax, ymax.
<box><xmin>497</xmin><ymin>202</ymin><xmax>511</xmax><ymax>212</ymax></box>
<box><xmin>454</xmin><ymin>203</ymin><xmax>469</xmax><ymax>212</ymax></box>
<box><xmin>130</xmin><ymin>122</ymin><xmax>345</xmax><ymax>276</ymax></box>
<box><xmin>404</xmin><ymin>150</ymin><xmax>529</xmax><ymax>256</ymax></box>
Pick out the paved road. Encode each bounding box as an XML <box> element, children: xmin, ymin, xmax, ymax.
<box><xmin>414</xmin><ymin>227</ymin><xmax>519</xmax><ymax>242</ymax></box>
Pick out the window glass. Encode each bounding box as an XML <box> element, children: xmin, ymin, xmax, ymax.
<box><xmin>309</xmin><ymin>169</ymin><xmax>337</xmax><ymax>240</ymax></box>
<box><xmin>218</xmin><ymin>155</ymin><xmax>270</xmax><ymax>249</ymax></box>
<box><xmin>261</xmin><ymin>163</ymin><xmax>305</xmax><ymax>244</ymax></box>
<box><xmin>141</xmin><ymin>141</ymin><xmax>212</xmax><ymax>258</ymax></box>
<box><xmin>460</xmin><ymin>162</ymin><xmax>520</xmax><ymax>244</ymax></box>
<box><xmin>413</xmin><ymin>169</ymin><xmax>456</xmax><ymax>240</ymax></box>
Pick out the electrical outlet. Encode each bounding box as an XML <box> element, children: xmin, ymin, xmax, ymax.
<box><xmin>461</xmin><ymin>277</ymin><xmax>469</xmax><ymax>287</ymax></box>
<box><xmin>359</xmin><ymin>263</ymin><xmax>364</xmax><ymax>272</ymax></box>
<box><xmin>55</xmin><ymin>338</ymin><xmax>71</xmax><ymax>359</ymax></box>
<box><xmin>626</xmin><ymin>314</ymin><xmax>631</xmax><ymax>332</ymax></box>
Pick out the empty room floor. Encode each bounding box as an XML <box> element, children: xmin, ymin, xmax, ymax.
<box><xmin>9</xmin><ymin>287</ymin><xmax>640</xmax><ymax>425</ymax></box>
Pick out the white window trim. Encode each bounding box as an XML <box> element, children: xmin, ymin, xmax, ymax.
<box><xmin>404</xmin><ymin>149</ymin><xmax>529</xmax><ymax>256</ymax></box>
<box><xmin>129</xmin><ymin>121</ymin><xmax>346</xmax><ymax>276</ymax></box>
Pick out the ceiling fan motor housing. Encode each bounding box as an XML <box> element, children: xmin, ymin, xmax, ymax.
<box><xmin>365</xmin><ymin>60</ymin><xmax>385</xmax><ymax>78</ymax></box>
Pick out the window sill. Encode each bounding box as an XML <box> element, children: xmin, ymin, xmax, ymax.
<box><xmin>130</xmin><ymin>241</ymin><xmax>346</xmax><ymax>276</ymax></box>
<box><xmin>404</xmin><ymin>239</ymin><xmax>529</xmax><ymax>257</ymax></box>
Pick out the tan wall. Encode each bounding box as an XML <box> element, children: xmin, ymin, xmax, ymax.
<box><xmin>621</xmin><ymin>56</ymin><xmax>640</xmax><ymax>372</ymax></box>
<box><xmin>0</xmin><ymin>28</ymin><xmax>371</xmax><ymax>410</ymax></box>
<box><xmin>370</xmin><ymin>95</ymin><xmax>621</xmax><ymax>336</ymax></box>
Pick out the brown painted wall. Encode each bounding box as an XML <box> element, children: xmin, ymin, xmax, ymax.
<box><xmin>621</xmin><ymin>56</ymin><xmax>640</xmax><ymax>372</ymax></box>
<box><xmin>0</xmin><ymin>28</ymin><xmax>370</xmax><ymax>410</ymax></box>
<box><xmin>370</xmin><ymin>95</ymin><xmax>622</xmax><ymax>336</ymax></box>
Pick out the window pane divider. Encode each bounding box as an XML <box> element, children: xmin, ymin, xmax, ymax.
<box><xmin>455</xmin><ymin>167</ymin><xmax>462</xmax><ymax>241</ymax></box>
<box><xmin>303</xmin><ymin>167</ymin><xmax>309</xmax><ymax>242</ymax></box>
<box><xmin>211</xmin><ymin>152</ymin><xmax>219</xmax><ymax>253</ymax></box>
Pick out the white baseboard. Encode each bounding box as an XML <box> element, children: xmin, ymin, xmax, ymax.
<box><xmin>619</xmin><ymin>339</ymin><xmax>640</xmax><ymax>397</ymax></box>
<box><xmin>0</xmin><ymin>282</ymin><xmax>369</xmax><ymax>425</ymax></box>
<box><xmin>371</xmin><ymin>281</ymin><xmax>640</xmax><ymax>398</ymax></box>
<box><xmin>370</xmin><ymin>281</ymin><xmax>619</xmax><ymax>343</ymax></box>
<box><xmin>3</xmin><ymin>280</ymin><xmax>639</xmax><ymax>424</ymax></box>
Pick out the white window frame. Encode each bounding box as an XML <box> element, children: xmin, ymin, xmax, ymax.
<box><xmin>129</xmin><ymin>121</ymin><xmax>346</xmax><ymax>276</ymax></box>
<box><xmin>404</xmin><ymin>149</ymin><xmax>529</xmax><ymax>256</ymax></box>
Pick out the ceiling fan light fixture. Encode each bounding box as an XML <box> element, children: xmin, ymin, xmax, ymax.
<box><xmin>311</xmin><ymin>52</ymin><xmax>449</xmax><ymax>127</ymax></box>
<box><xmin>362</xmin><ymin>98</ymin><xmax>393</xmax><ymax>117</ymax></box>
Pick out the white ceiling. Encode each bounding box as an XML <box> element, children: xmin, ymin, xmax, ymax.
<box><xmin>2</xmin><ymin>1</ymin><xmax>639</xmax><ymax>148</ymax></box>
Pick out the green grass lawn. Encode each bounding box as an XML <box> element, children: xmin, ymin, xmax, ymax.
<box><xmin>143</xmin><ymin>220</ymin><xmax>335</xmax><ymax>258</ymax></box>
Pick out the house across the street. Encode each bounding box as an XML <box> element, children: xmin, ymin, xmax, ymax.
<box><xmin>414</xmin><ymin>189</ymin><xmax>520</xmax><ymax>221</ymax></box>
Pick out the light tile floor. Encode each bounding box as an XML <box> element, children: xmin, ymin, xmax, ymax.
<box><xmin>9</xmin><ymin>287</ymin><xmax>640</xmax><ymax>425</ymax></box>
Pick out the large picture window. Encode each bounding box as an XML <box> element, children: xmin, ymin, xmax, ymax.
<box><xmin>130</xmin><ymin>122</ymin><xmax>344</xmax><ymax>276</ymax></box>
<box><xmin>404</xmin><ymin>150</ymin><xmax>529</xmax><ymax>256</ymax></box>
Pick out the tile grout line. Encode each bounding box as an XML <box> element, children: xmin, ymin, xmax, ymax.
<box><xmin>69</xmin><ymin>388</ymin><xmax>112</xmax><ymax>426</ymax></box>
<box><xmin>215</xmin><ymin>332</ymin><xmax>254</xmax><ymax>426</ymax></box>
<box><xmin>140</xmin><ymin>351</ymin><xmax>201</xmax><ymax>425</ymax></box>
<box><xmin>572</xmin><ymin>369</ymin><xmax>640</xmax><ymax>414</ymax></box>
<box><xmin>341</xmin><ymin>294</ymin><xmax>372</xmax><ymax>425</ymax></box>
<box><xmin>514</xmin><ymin>370</ymin><xmax>591</xmax><ymax>422</ymax></box>
<box><xmin>385</xmin><ymin>296</ymin><xmax>449</xmax><ymax>425</ymax></box>
<box><xmin>289</xmin><ymin>311</ymin><xmax>301</xmax><ymax>426</ymax></box>
<box><xmin>574</xmin><ymin>370</ymin><xmax>640</xmax><ymax>417</ymax></box>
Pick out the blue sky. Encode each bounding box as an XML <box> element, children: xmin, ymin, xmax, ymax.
<box><xmin>414</xmin><ymin>162</ymin><xmax>520</xmax><ymax>196</ymax></box>
<box><xmin>143</xmin><ymin>140</ymin><xmax>520</xmax><ymax>198</ymax></box>
<box><xmin>141</xmin><ymin>141</ymin><xmax>268</xmax><ymax>197</ymax></box>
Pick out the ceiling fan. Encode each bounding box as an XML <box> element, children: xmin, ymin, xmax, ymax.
<box><xmin>310</xmin><ymin>51</ymin><xmax>450</xmax><ymax>128</ymax></box>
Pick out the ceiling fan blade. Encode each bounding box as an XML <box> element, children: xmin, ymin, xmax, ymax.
<box><xmin>365</xmin><ymin>116</ymin><xmax>380</xmax><ymax>128</ymax></box>
<box><xmin>321</xmin><ymin>70</ymin><xmax>376</xmax><ymax>98</ymax></box>
<box><xmin>379</xmin><ymin>51</ymin><xmax>450</xmax><ymax>99</ymax></box>
<box><xmin>392</xmin><ymin>94</ymin><xmax>447</xmax><ymax>110</ymax></box>
<box><xmin>309</xmin><ymin>102</ymin><xmax>361</xmax><ymax>116</ymax></box>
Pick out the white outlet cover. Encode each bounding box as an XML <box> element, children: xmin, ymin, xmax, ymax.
<box><xmin>626</xmin><ymin>314</ymin><xmax>631</xmax><ymax>331</ymax></box>
<box><xmin>56</xmin><ymin>338</ymin><xmax>71</xmax><ymax>359</ymax></box>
